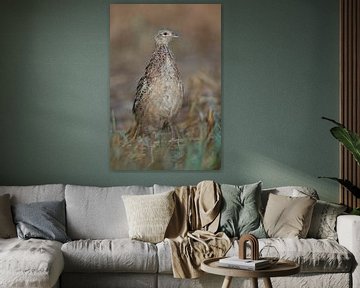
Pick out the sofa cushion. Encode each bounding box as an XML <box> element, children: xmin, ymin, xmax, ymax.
<box><xmin>0</xmin><ymin>194</ymin><xmax>16</xmax><ymax>238</ymax></box>
<box><xmin>263</xmin><ymin>193</ymin><xmax>316</xmax><ymax>238</ymax></box>
<box><xmin>65</xmin><ymin>185</ymin><xmax>153</xmax><ymax>239</ymax></box>
<box><xmin>158</xmin><ymin>237</ymin><xmax>353</xmax><ymax>274</ymax></box>
<box><xmin>61</xmin><ymin>239</ymin><xmax>158</xmax><ymax>273</ymax></box>
<box><xmin>0</xmin><ymin>238</ymin><xmax>64</xmax><ymax>288</ymax></box>
<box><xmin>12</xmin><ymin>200</ymin><xmax>70</xmax><ymax>243</ymax></box>
<box><xmin>230</xmin><ymin>238</ymin><xmax>353</xmax><ymax>273</ymax></box>
<box><xmin>218</xmin><ymin>182</ymin><xmax>266</xmax><ymax>238</ymax></box>
<box><xmin>122</xmin><ymin>191</ymin><xmax>175</xmax><ymax>243</ymax></box>
<box><xmin>0</xmin><ymin>184</ymin><xmax>65</xmax><ymax>204</ymax></box>
<box><xmin>307</xmin><ymin>200</ymin><xmax>347</xmax><ymax>240</ymax></box>
<box><xmin>260</xmin><ymin>238</ymin><xmax>353</xmax><ymax>273</ymax></box>
<box><xmin>261</xmin><ymin>186</ymin><xmax>319</xmax><ymax>213</ymax></box>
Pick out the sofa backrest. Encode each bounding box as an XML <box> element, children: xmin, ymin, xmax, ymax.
<box><xmin>65</xmin><ymin>184</ymin><xmax>154</xmax><ymax>240</ymax></box>
<box><xmin>0</xmin><ymin>184</ymin><xmax>65</xmax><ymax>204</ymax></box>
<box><xmin>153</xmin><ymin>184</ymin><xmax>176</xmax><ymax>194</ymax></box>
<box><xmin>261</xmin><ymin>186</ymin><xmax>319</xmax><ymax>212</ymax></box>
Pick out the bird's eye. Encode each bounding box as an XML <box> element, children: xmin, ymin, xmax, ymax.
<box><xmin>163</xmin><ymin>32</ymin><xmax>168</xmax><ymax>36</ymax></box>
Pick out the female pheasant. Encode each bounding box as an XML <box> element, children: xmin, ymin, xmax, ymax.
<box><xmin>132</xmin><ymin>29</ymin><xmax>184</xmax><ymax>138</ymax></box>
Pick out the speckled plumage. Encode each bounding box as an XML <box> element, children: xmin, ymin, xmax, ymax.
<box><xmin>132</xmin><ymin>29</ymin><xmax>184</xmax><ymax>137</ymax></box>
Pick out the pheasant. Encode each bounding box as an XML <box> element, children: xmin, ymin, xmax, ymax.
<box><xmin>131</xmin><ymin>29</ymin><xmax>184</xmax><ymax>138</ymax></box>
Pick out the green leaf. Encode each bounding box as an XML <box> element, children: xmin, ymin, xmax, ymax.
<box><xmin>330</xmin><ymin>126</ymin><xmax>360</xmax><ymax>165</ymax></box>
<box><xmin>322</xmin><ymin>117</ymin><xmax>360</xmax><ymax>165</ymax></box>
<box><xmin>351</xmin><ymin>208</ymin><xmax>360</xmax><ymax>215</ymax></box>
<box><xmin>318</xmin><ymin>177</ymin><xmax>360</xmax><ymax>198</ymax></box>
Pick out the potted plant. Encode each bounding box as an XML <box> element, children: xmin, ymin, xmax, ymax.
<box><xmin>320</xmin><ymin>117</ymin><xmax>360</xmax><ymax>215</ymax></box>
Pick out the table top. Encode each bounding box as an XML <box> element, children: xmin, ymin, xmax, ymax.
<box><xmin>201</xmin><ymin>257</ymin><xmax>300</xmax><ymax>278</ymax></box>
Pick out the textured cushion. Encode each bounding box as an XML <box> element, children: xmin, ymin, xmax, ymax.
<box><xmin>257</xmin><ymin>238</ymin><xmax>353</xmax><ymax>273</ymax></box>
<box><xmin>218</xmin><ymin>182</ymin><xmax>266</xmax><ymax>238</ymax></box>
<box><xmin>65</xmin><ymin>185</ymin><xmax>153</xmax><ymax>239</ymax></box>
<box><xmin>61</xmin><ymin>239</ymin><xmax>158</xmax><ymax>273</ymax></box>
<box><xmin>12</xmin><ymin>200</ymin><xmax>70</xmax><ymax>243</ymax></box>
<box><xmin>0</xmin><ymin>194</ymin><xmax>16</xmax><ymax>238</ymax></box>
<box><xmin>158</xmin><ymin>237</ymin><xmax>353</xmax><ymax>274</ymax></box>
<box><xmin>0</xmin><ymin>238</ymin><xmax>64</xmax><ymax>288</ymax></box>
<box><xmin>263</xmin><ymin>193</ymin><xmax>316</xmax><ymax>238</ymax></box>
<box><xmin>122</xmin><ymin>191</ymin><xmax>175</xmax><ymax>243</ymax></box>
<box><xmin>307</xmin><ymin>200</ymin><xmax>347</xmax><ymax>240</ymax></box>
<box><xmin>0</xmin><ymin>184</ymin><xmax>65</xmax><ymax>204</ymax></box>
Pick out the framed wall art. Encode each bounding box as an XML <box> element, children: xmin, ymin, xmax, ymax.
<box><xmin>110</xmin><ymin>4</ymin><xmax>222</xmax><ymax>170</ymax></box>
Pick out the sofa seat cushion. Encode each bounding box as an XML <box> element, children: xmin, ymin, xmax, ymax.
<box><xmin>0</xmin><ymin>238</ymin><xmax>64</xmax><ymax>288</ymax></box>
<box><xmin>61</xmin><ymin>239</ymin><xmax>158</xmax><ymax>273</ymax></box>
<box><xmin>157</xmin><ymin>238</ymin><xmax>353</xmax><ymax>274</ymax></box>
<box><xmin>260</xmin><ymin>238</ymin><xmax>353</xmax><ymax>272</ymax></box>
<box><xmin>229</xmin><ymin>238</ymin><xmax>353</xmax><ymax>273</ymax></box>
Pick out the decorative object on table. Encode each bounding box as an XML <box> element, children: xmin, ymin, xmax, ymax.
<box><xmin>259</xmin><ymin>245</ymin><xmax>280</xmax><ymax>265</ymax></box>
<box><xmin>110</xmin><ymin>4</ymin><xmax>222</xmax><ymax>170</ymax></box>
<box><xmin>319</xmin><ymin>117</ymin><xmax>360</xmax><ymax>211</ymax></box>
<box><xmin>223</xmin><ymin>233</ymin><xmax>273</xmax><ymax>270</ymax></box>
<box><xmin>238</xmin><ymin>233</ymin><xmax>259</xmax><ymax>260</ymax></box>
<box><xmin>236</xmin><ymin>234</ymin><xmax>277</xmax><ymax>269</ymax></box>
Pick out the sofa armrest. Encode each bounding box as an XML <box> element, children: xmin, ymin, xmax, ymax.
<box><xmin>337</xmin><ymin>215</ymin><xmax>360</xmax><ymax>288</ymax></box>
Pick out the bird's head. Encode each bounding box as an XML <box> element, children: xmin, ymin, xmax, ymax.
<box><xmin>154</xmin><ymin>29</ymin><xmax>179</xmax><ymax>46</ymax></box>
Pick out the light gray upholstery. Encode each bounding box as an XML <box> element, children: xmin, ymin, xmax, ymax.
<box><xmin>153</xmin><ymin>184</ymin><xmax>175</xmax><ymax>194</ymax></box>
<box><xmin>158</xmin><ymin>237</ymin><xmax>353</xmax><ymax>275</ymax></box>
<box><xmin>65</xmin><ymin>185</ymin><xmax>153</xmax><ymax>239</ymax></box>
<box><xmin>0</xmin><ymin>184</ymin><xmax>356</xmax><ymax>288</ymax></box>
<box><xmin>0</xmin><ymin>184</ymin><xmax>65</xmax><ymax>204</ymax></box>
<box><xmin>61</xmin><ymin>273</ymin><xmax>157</xmax><ymax>288</ymax></box>
<box><xmin>62</xmin><ymin>239</ymin><xmax>158</xmax><ymax>273</ymax></box>
<box><xmin>0</xmin><ymin>238</ymin><xmax>63</xmax><ymax>288</ymax></box>
<box><xmin>228</xmin><ymin>238</ymin><xmax>352</xmax><ymax>273</ymax></box>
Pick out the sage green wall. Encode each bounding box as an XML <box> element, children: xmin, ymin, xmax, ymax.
<box><xmin>0</xmin><ymin>0</ymin><xmax>339</xmax><ymax>202</ymax></box>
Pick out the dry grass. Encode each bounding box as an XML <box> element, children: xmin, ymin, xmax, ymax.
<box><xmin>110</xmin><ymin>71</ymin><xmax>221</xmax><ymax>170</ymax></box>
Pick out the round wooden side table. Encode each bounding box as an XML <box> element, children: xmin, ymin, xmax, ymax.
<box><xmin>201</xmin><ymin>257</ymin><xmax>300</xmax><ymax>288</ymax></box>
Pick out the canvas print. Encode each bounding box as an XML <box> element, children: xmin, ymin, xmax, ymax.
<box><xmin>110</xmin><ymin>4</ymin><xmax>221</xmax><ymax>170</ymax></box>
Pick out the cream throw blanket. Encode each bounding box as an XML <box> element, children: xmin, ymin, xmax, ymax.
<box><xmin>165</xmin><ymin>181</ymin><xmax>231</xmax><ymax>278</ymax></box>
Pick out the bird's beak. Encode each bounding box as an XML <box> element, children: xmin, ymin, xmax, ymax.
<box><xmin>172</xmin><ymin>32</ymin><xmax>179</xmax><ymax>38</ymax></box>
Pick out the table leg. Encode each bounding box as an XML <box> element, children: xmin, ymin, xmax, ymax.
<box><xmin>221</xmin><ymin>276</ymin><xmax>232</xmax><ymax>288</ymax></box>
<box><xmin>251</xmin><ymin>278</ymin><xmax>258</xmax><ymax>288</ymax></box>
<box><xmin>263</xmin><ymin>277</ymin><xmax>273</xmax><ymax>288</ymax></box>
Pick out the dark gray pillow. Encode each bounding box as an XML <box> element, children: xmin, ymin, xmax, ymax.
<box><xmin>218</xmin><ymin>182</ymin><xmax>266</xmax><ymax>238</ymax></box>
<box><xmin>12</xmin><ymin>200</ymin><xmax>70</xmax><ymax>243</ymax></box>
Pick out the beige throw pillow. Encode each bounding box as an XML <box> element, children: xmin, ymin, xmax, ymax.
<box><xmin>263</xmin><ymin>193</ymin><xmax>316</xmax><ymax>238</ymax></box>
<box><xmin>0</xmin><ymin>194</ymin><xmax>17</xmax><ymax>238</ymax></box>
<box><xmin>122</xmin><ymin>191</ymin><xmax>175</xmax><ymax>243</ymax></box>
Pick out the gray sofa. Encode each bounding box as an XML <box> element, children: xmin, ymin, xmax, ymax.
<box><xmin>0</xmin><ymin>184</ymin><xmax>359</xmax><ymax>288</ymax></box>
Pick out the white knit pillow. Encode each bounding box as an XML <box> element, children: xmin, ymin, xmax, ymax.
<box><xmin>122</xmin><ymin>191</ymin><xmax>175</xmax><ymax>243</ymax></box>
